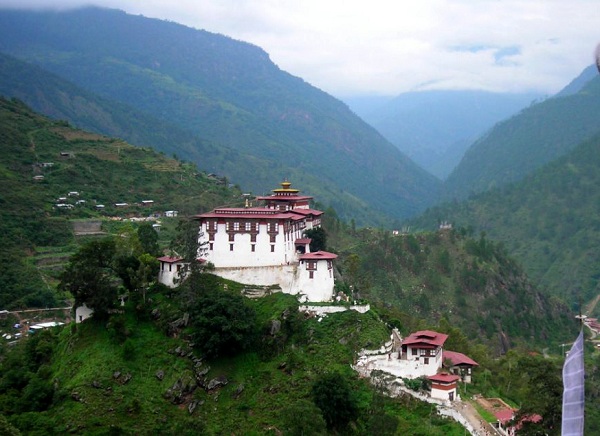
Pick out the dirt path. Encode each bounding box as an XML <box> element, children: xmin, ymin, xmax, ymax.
<box><xmin>454</xmin><ymin>401</ymin><xmax>498</xmax><ymax>435</ymax></box>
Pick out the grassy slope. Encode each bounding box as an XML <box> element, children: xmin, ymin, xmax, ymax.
<box><xmin>7</xmin><ymin>293</ymin><xmax>464</xmax><ymax>435</ymax></box>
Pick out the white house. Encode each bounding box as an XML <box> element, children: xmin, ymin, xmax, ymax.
<box><xmin>399</xmin><ymin>330</ymin><xmax>449</xmax><ymax>376</ymax></box>
<box><xmin>75</xmin><ymin>303</ymin><xmax>94</xmax><ymax>323</ymax></box>
<box><xmin>157</xmin><ymin>256</ymin><xmax>187</xmax><ymax>288</ymax></box>
<box><xmin>189</xmin><ymin>181</ymin><xmax>337</xmax><ymax>302</ymax></box>
<box><xmin>428</xmin><ymin>373</ymin><xmax>460</xmax><ymax>401</ymax></box>
<box><xmin>442</xmin><ymin>350</ymin><xmax>479</xmax><ymax>383</ymax></box>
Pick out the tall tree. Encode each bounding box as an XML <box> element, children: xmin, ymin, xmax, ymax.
<box><xmin>59</xmin><ymin>238</ymin><xmax>118</xmax><ymax>319</ymax></box>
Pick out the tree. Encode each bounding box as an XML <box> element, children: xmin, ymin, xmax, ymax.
<box><xmin>281</xmin><ymin>400</ymin><xmax>327</xmax><ymax>436</ymax></box>
<box><xmin>137</xmin><ymin>222</ymin><xmax>159</xmax><ymax>256</ymax></box>
<box><xmin>304</xmin><ymin>227</ymin><xmax>327</xmax><ymax>252</ymax></box>
<box><xmin>312</xmin><ymin>372</ymin><xmax>359</xmax><ymax>431</ymax></box>
<box><xmin>59</xmin><ymin>238</ymin><xmax>119</xmax><ymax>319</ymax></box>
<box><xmin>188</xmin><ymin>289</ymin><xmax>256</xmax><ymax>358</ymax></box>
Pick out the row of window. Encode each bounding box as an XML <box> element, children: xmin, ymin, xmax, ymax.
<box><xmin>207</xmin><ymin>242</ymin><xmax>277</xmax><ymax>253</ymax></box>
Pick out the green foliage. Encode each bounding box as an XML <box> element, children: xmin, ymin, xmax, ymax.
<box><xmin>414</xmin><ymin>132</ymin><xmax>600</xmax><ymax>308</ymax></box>
<box><xmin>281</xmin><ymin>400</ymin><xmax>327</xmax><ymax>435</ymax></box>
<box><xmin>137</xmin><ymin>223</ymin><xmax>159</xmax><ymax>256</ymax></box>
<box><xmin>188</xmin><ymin>287</ymin><xmax>257</xmax><ymax>359</ymax></box>
<box><xmin>444</xmin><ymin>75</ymin><xmax>600</xmax><ymax>199</ymax></box>
<box><xmin>332</xmin><ymin>227</ymin><xmax>575</xmax><ymax>350</ymax></box>
<box><xmin>304</xmin><ymin>227</ymin><xmax>327</xmax><ymax>252</ymax></box>
<box><xmin>0</xmin><ymin>96</ymin><xmax>240</xmax><ymax>310</ymax></box>
<box><xmin>312</xmin><ymin>372</ymin><xmax>359</xmax><ymax>431</ymax></box>
<box><xmin>59</xmin><ymin>238</ymin><xmax>119</xmax><ymax>319</ymax></box>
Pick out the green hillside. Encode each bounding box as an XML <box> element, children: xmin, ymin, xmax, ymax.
<box><xmin>0</xmin><ymin>96</ymin><xmax>239</xmax><ymax>309</ymax></box>
<box><xmin>444</xmin><ymin>73</ymin><xmax>600</xmax><ymax>199</ymax></box>
<box><xmin>0</xmin><ymin>7</ymin><xmax>441</xmax><ymax>225</ymax></box>
<box><xmin>412</xmin><ymin>132</ymin><xmax>600</xmax><ymax>310</ymax></box>
<box><xmin>325</xmin><ymin>222</ymin><xmax>575</xmax><ymax>353</ymax></box>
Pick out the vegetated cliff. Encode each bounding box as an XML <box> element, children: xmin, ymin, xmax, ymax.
<box><xmin>330</xmin><ymin>226</ymin><xmax>575</xmax><ymax>353</ymax></box>
<box><xmin>411</xmin><ymin>130</ymin><xmax>600</xmax><ymax>310</ymax></box>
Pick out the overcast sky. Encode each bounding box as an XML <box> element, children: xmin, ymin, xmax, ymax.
<box><xmin>2</xmin><ymin>0</ymin><xmax>599</xmax><ymax>97</ymax></box>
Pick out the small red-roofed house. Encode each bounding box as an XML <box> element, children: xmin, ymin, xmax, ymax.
<box><xmin>492</xmin><ymin>408</ymin><xmax>542</xmax><ymax>436</ymax></box>
<box><xmin>400</xmin><ymin>330</ymin><xmax>448</xmax><ymax>375</ymax></box>
<box><xmin>428</xmin><ymin>373</ymin><xmax>460</xmax><ymax>401</ymax></box>
<box><xmin>443</xmin><ymin>350</ymin><xmax>479</xmax><ymax>383</ymax></box>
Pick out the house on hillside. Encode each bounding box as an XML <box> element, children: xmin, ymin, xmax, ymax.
<box><xmin>442</xmin><ymin>350</ymin><xmax>479</xmax><ymax>383</ymax></box>
<box><xmin>162</xmin><ymin>181</ymin><xmax>338</xmax><ymax>302</ymax></box>
<box><xmin>157</xmin><ymin>256</ymin><xmax>187</xmax><ymax>288</ymax></box>
<box><xmin>399</xmin><ymin>330</ymin><xmax>449</xmax><ymax>376</ymax></box>
<box><xmin>492</xmin><ymin>408</ymin><xmax>542</xmax><ymax>436</ymax></box>
<box><xmin>428</xmin><ymin>373</ymin><xmax>460</xmax><ymax>401</ymax></box>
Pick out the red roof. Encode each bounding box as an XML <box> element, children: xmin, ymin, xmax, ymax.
<box><xmin>157</xmin><ymin>256</ymin><xmax>183</xmax><ymax>263</ymax></box>
<box><xmin>299</xmin><ymin>251</ymin><xmax>338</xmax><ymax>260</ymax></box>
<box><xmin>402</xmin><ymin>330</ymin><xmax>448</xmax><ymax>348</ymax></box>
<box><xmin>291</xmin><ymin>208</ymin><xmax>324</xmax><ymax>216</ymax></box>
<box><xmin>295</xmin><ymin>238</ymin><xmax>312</xmax><ymax>244</ymax></box>
<box><xmin>494</xmin><ymin>409</ymin><xmax>514</xmax><ymax>424</ymax></box>
<box><xmin>428</xmin><ymin>373</ymin><xmax>459</xmax><ymax>383</ymax></box>
<box><xmin>195</xmin><ymin>207</ymin><xmax>321</xmax><ymax>222</ymax></box>
<box><xmin>443</xmin><ymin>350</ymin><xmax>479</xmax><ymax>367</ymax></box>
<box><xmin>157</xmin><ymin>256</ymin><xmax>204</xmax><ymax>264</ymax></box>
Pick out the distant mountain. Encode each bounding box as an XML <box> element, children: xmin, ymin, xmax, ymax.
<box><xmin>412</xmin><ymin>131</ymin><xmax>600</xmax><ymax>308</ymax></box>
<box><xmin>351</xmin><ymin>90</ymin><xmax>541</xmax><ymax>179</ymax></box>
<box><xmin>0</xmin><ymin>7</ymin><xmax>441</xmax><ymax>225</ymax></box>
<box><xmin>444</xmin><ymin>71</ymin><xmax>600</xmax><ymax>200</ymax></box>
<box><xmin>555</xmin><ymin>64</ymin><xmax>598</xmax><ymax>97</ymax></box>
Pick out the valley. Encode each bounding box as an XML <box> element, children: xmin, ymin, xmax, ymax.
<box><xmin>0</xmin><ymin>5</ymin><xmax>598</xmax><ymax>435</ymax></box>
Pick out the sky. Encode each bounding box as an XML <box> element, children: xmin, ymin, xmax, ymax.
<box><xmin>1</xmin><ymin>0</ymin><xmax>599</xmax><ymax>97</ymax></box>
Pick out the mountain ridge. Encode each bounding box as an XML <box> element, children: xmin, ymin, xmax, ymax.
<box><xmin>0</xmin><ymin>6</ymin><xmax>441</xmax><ymax>225</ymax></box>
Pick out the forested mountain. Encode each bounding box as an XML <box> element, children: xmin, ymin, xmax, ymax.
<box><xmin>444</xmin><ymin>70</ymin><xmax>600</xmax><ymax>199</ymax></box>
<box><xmin>350</xmin><ymin>90</ymin><xmax>541</xmax><ymax>179</ymax></box>
<box><xmin>327</xmin><ymin>222</ymin><xmax>575</xmax><ymax>353</ymax></box>
<box><xmin>412</xmin><ymin>132</ymin><xmax>600</xmax><ymax>309</ymax></box>
<box><xmin>0</xmin><ymin>96</ymin><xmax>239</xmax><ymax>309</ymax></box>
<box><xmin>0</xmin><ymin>6</ymin><xmax>441</xmax><ymax>225</ymax></box>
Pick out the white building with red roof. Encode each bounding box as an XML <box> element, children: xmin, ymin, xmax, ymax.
<box><xmin>442</xmin><ymin>350</ymin><xmax>479</xmax><ymax>383</ymax></box>
<box><xmin>191</xmin><ymin>181</ymin><xmax>337</xmax><ymax>302</ymax></box>
<box><xmin>428</xmin><ymin>373</ymin><xmax>460</xmax><ymax>401</ymax></box>
<box><xmin>399</xmin><ymin>330</ymin><xmax>449</xmax><ymax>376</ymax></box>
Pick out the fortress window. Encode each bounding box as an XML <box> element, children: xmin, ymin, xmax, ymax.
<box><xmin>230</xmin><ymin>244</ymin><xmax>234</xmax><ymax>251</ymax></box>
